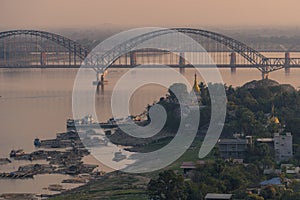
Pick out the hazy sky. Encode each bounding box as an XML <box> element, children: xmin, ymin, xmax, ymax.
<box><xmin>1</xmin><ymin>0</ymin><xmax>300</xmax><ymax>29</ymax></box>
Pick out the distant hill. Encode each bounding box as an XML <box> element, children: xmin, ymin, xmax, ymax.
<box><xmin>242</xmin><ymin>79</ymin><xmax>295</xmax><ymax>93</ymax></box>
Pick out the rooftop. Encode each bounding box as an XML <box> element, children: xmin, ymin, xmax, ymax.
<box><xmin>180</xmin><ymin>160</ymin><xmax>206</xmax><ymax>169</ymax></box>
<box><xmin>218</xmin><ymin>139</ymin><xmax>248</xmax><ymax>145</ymax></box>
<box><xmin>260</xmin><ymin>177</ymin><xmax>282</xmax><ymax>186</ymax></box>
<box><xmin>180</xmin><ymin>162</ymin><xmax>197</xmax><ymax>169</ymax></box>
<box><xmin>257</xmin><ymin>138</ymin><xmax>274</xmax><ymax>142</ymax></box>
<box><xmin>274</xmin><ymin>132</ymin><xmax>292</xmax><ymax>137</ymax></box>
<box><xmin>205</xmin><ymin>193</ymin><xmax>233</xmax><ymax>200</ymax></box>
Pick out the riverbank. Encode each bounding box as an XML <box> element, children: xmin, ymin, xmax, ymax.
<box><xmin>48</xmin><ymin>136</ymin><xmax>205</xmax><ymax>199</ymax></box>
<box><xmin>0</xmin><ymin>129</ymin><xmax>107</xmax><ymax>198</ymax></box>
<box><xmin>50</xmin><ymin>171</ymin><xmax>150</xmax><ymax>200</ymax></box>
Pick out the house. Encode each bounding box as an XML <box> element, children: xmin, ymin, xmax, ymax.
<box><xmin>257</xmin><ymin>132</ymin><xmax>293</xmax><ymax>162</ymax></box>
<box><xmin>225</xmin><ymin>158</ymin><xmax>244</xmax><ymax>164</ymax></box>
<box><xmin>246</xmin><ymin>188</ymin><xmax>261</xmax><ymax>195</ymax></box>
<box><xmin>180</xmin><ymin>160</ymin><xmax>206</xmax><ymax>174</ymax></box>
<box><xmin>180</xmin><ymin>161</ymin><xmax>197</xmax><ymax>174</ymax></box>
<box><xmin>281</xmin><ymin>164</ymin><xmax>300</xmax><ymax>174</ymax></box>
<box><xmin>218</xmin><ymin>139</ymin><xmax>248</xmax><ymax>159</ymax></box>
<box><xmin>263</xmin><ymin>168</ymin><xmax>281</xmax><ymax>175</ymax></box>
<box><xmin>286</xmin><ymin>167</ymin><xmax>299</xmax><ymax>174</ymax></box>
<box><xmin>205</xmin><ymin>193</ymin><xmax>233</xmax><ymax>200</ymax></box>
<box><xmin>260</xmin><ymin>177</ymin><xmax>283</xmax><ymax>187</ymax></box>
<box><xmin>274</xmin><ymin>132</ymin><xmax>293</xmax><ymax>162</ymax></box>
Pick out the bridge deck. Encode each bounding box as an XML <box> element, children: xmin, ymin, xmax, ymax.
<box><xmin>0</xmin><ymin>64</ymin><xmax>300</xmax><ymax>69</ymax></box>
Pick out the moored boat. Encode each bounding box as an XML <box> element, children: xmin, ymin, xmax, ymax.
<box><xmin>112</xmin><ymin>151</ymin><xmax>127</xmax><ymax>162</ymax></box>
<box><xmin>34</xmin><ymin>138</ymin><xmax>41</xmax><ymax>147</ymax></box>
<box><xmin>67</xmin><ymin>115</ymin><xmax>119</xmax><ymax>129</ymax></box>
<box><xmin>9</xmin><ymin>149</ymin><xmax>25</xmax><ymax>157</ymax></box>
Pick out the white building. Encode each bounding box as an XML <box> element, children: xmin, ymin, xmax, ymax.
<box><xmin>274</xmin><ymin>132</ymin><xmax>293</xmax><ymax>162</ymax></box>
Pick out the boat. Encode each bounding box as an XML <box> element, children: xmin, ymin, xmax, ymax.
<box><xmin>112</xmin><ymin>151</ymin><xmax>127</xmax><ymax>162</ymax></box>
<box><xmin>67</xmin><ymin>115</ymin><xmax>119</xmax><ymax>129</ymax></box>
<box><xmin>0</xmin><ymin>158</ymin><xmax>11</xmax><ymax>165</ymax></box>
<box><xmin>47</xmin><ymin>184</ymin><xmax>65</xmax><ymax>192</ymax></box>
<box><xmin>82</xmin><ymin>137</ymin><xmax>109</xmax><ymax>147</ymax></box>
<box><xmin>67</xmin><ymin>115</ymin><xmax>95</xmax><ymax>128</ymax></box>
<box><xmin>9</xmin><ymin>149</ymin><xmax>25</xmax><ymax>157</ymax></box>
<box><xmin>33</xmin><ymin>138</ymin><xmax>41</xmax><ymax>147</ymax></box>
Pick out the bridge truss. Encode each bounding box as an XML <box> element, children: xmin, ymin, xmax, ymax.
<box><xmin>0</xmin><ymin>30</ymin><xmax>89</xmax><ymax>67</ymax></box>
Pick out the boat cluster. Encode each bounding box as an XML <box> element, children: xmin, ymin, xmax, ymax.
<box><xmin>2</xmin><ymin>130</ymin><xmax>100</xmax><ymax>180</ymax></box>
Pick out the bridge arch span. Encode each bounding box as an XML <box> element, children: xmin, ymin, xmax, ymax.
<box><xmin>0</xmin><ymin>30</ymin><xmax>89</xmax><ymax>60</ymax></box>
<box><xmin>92</xmin><ymin>28</ymin><xmax>268</xmax><ymax>73</ymax></box>
<box><xmin>175</xmin><ymin>28</ymin><xmax>268</xmax><ymax>71</ymax></box>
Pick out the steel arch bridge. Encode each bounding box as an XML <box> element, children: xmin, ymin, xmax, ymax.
<box><xmin>0</xmin><ymin>28</ymin><xmax>300</xmax><ymax>79</ymax></box>
<box><xmin>0</xmin><ymin>29</ymin><xmax>89</xmax><ymax>66</ymax></box>
<box><xmin>85</xmin><ymin>28</ymin><xmax>300</xmax><ymax>80</ymax></box>
<box><xmin>87</xmin><ymin>28</ymin><xmax>269</xmax><ymax>71</ymax></box>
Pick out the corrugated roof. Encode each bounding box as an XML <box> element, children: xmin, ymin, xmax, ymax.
<box><xmin>180</xmin><ymin>162</ymin><xmax>196</xmax><ymax>169</ymax></box>
<box><xmin>260</xmin><ymin>177</ymin><xmax>282</xmax><ymax>185</ymax></box>
<box><xmin>205</xmin><ymin>193</ymin><xmax>232</xmax><ymax>199</ymax></box>
<box><xmin>257</xmin><ymin>138</ymin><xmax>274</xmax><ymax>142</ymax></box>
<box><xmin>180</xmin><ymin>161</ymin><xmax>206</xmax><ymax>169</ymax></box>
<box><xmin>218</xmin><ymin>139</ymin><xmax>247</xmax><ymax>145</ymax></box>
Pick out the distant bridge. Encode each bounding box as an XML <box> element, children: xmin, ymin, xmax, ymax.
<box><xmin>0</xmin><ymin>28</ymin><xmax>300</xmax><ymax>80</ymax></box>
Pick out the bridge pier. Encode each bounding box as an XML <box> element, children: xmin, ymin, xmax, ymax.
<box><xmin>262</xmin><ymin>71</ymin><xmax>269</xmax><ymax>80</ymax></box>
<box><xmin>230</xmin><ymin>52</ymin><xmax>236</xmax><ymax>74</ymax></box>
<box><xmin>69</xmin><ymin>50</ymin><xmax>72</xmax><ymax>65</ymax></box>
<box><xmin>284</xmin><ymin>52</ymin><xmax>290</xmax><ymax>74</ymax></box>
<box><xmin>130</xmin><ymin>51</ymin><xmax>137</xmax><ymax>67</ymax></box>
<box><xmin>74</xmin><ymin>49</ymin><xmax>77</xmax><ymax>66</ymax></box>
<box><xmin>40</xmin><ymin>52</ymin><xmax>46</xmax><ymax>66</ymax></box>
<box><xmin>93</xmin><ymin>71</ymin><xmax>105</xmax><ymax>87</ymax></box>
<box><xmin>179</xmin><ymin>52</ymin><xmax>185</xmax><ymax>74</ymax></box>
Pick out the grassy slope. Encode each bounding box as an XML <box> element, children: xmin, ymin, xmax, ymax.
<box><xmin>50</xmin><ymin>173</ymin><xmax>149</xmax><ymax>200</ymax></box>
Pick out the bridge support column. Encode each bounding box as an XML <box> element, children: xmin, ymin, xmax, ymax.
<box><xmin>130</xmin><ymin>51</ymin><xmax>137</xmax><ymax>67</ymax></box>
<box><xmin>230</xmin><ymin>52</ymin><xmax>236</xmax><ymax>73</ymax></box>
<box><xmin>262</xmin><ymin>71</ymin><xmax>269</xmax><ymax>80</ymax></box>
<box><xmin>3</xmin><ymin>40</ymin><xmax>6</xmax><ymax>66</ymax></box>
<box><xmin>179</xmin><ymin>52</ymin><xmax>185</xmax><ymax>74</ymax></box>
<box><xmin>74</xmin><ymin>49</ymin><xmax>77</xmax><ymax>66</ymax></box>
<box><xmin>69</xmin><ymin>50</ymin><xmax>71</xmax><ymax>65</ymax></box>
<box><xmin>284</xmin><ymin>52</ymin><xmax>290</xmax><ymax>74</ymax></box>
<box><xmin>93</xmin><ymin>71</ymin><xmax>105</xmax><ymax>87</ymax></box>
<box><xmin>40</xmin><ymin>52</ymin><xmax>46</xmax><ymax>66</ymax></box>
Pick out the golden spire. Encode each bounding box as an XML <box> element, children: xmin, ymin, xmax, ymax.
<box><xmin>193</xmin><ymin>73</ymin><xmax>200</xmax><ymax>93</ymax></box>
<box><xmin>270</xmin><ymin>103</ymin><xmax>280</xmax><ymax>124</ymax></box>
<box><xmin>271</xmin><ymin>103</ymin><xmax>275</xmax><ymax>115</ymax></box>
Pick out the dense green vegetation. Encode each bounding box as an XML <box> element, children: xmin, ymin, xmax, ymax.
<box><xmin>148</xmin><ymin>164</ymin><xmax>300</xmax><ymax>200</ymax></box>
<box><xmin>158</xmin><ymin>79</ymin><xmax>300</xmax><ymax>145</ymax></box>
<box><xmin>53</xmin><ymin>79</ymin><xmax>300</xmax><ymax>199</ymax></box>
<box><xmin>148</xmin><ymin>170</ymin><xmax>187</xmax><ymax>200</ymax></box>
<box><xmin>146</xmin><ymin>79</ymin><xmax>300</xmax><ymax>199</ymax></box>
<box><xmin>179</xmin><ymin>79</ymin><xmax>300</xmax><ymax>140</ymax></box>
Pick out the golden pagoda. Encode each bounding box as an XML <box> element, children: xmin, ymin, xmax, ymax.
<box><xmin>192</xmin><ymin>74</ymin><xmax>200</xmax><ymax>94</ymax></box>
<box><xmin>271</xmin><ymin>116</ymin><xmax>280</xmax><ymax>124</ymax></box>
<box><xmin>190</xmin><ymin>73</ymin><xmax>201</xmax><ymax>105</ymax></box>
<box><xmin>269</xmin><ymin>103</ymin><xmax>280</xmax><ymax>124</ymax></box>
